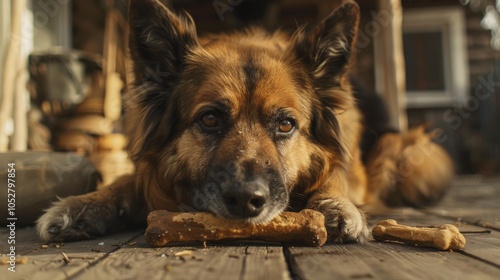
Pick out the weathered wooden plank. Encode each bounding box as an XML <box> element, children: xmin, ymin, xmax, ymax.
<box><xmin>2</xmin><ymin>178</ymin><xmax>498</xmax><ymax>279</ymax></box>
<box><xmin>0</xmin><ymin>227</ymin><xmax>44</xmax><ymax>255</ymax></box>
<box><xmin>73</xmin><ymin>245</ymin><xmax>243</xmax><ymax>280</ymax></box>
<box><xmin>461</xmin><ymin>232</ymin><xmax>500</xmax><ymax>267</ymax></box>
<box><xmin>366</xmin><ymin>178</ymin><xmax>500</xmax><ymax>230</ymax></box>
<box><xmin>73</xmin><ymin>237</ymin><xmax>290</xmax><ymax>280</ymax></box>
<box><xmin>367</xmin><ymin>207</ymin><xmax>500</xmax><ymax>267</ymax></box>
<box><xmin>242</xmin><ymin>246</ymin><xmax>291</xmax><ymax>280</ymax></box>
<box><xmin>287</xmin><ymin>241</ymin><xmax>500</xmax><ymax>280</ymax></box>
<box><xmin>423</xmin><ymin>178</ymin><xmax>500</xmax><ymax>230</ymax></box>
<box><xmin>1</xmin><ymin>229</ymin><xmax>141</xmax><ymax>280</ymax></box>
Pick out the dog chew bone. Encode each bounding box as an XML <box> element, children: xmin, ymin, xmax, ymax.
<box><xmin>145</xmin><ymin>209</ymin><xmax>328</xmax><ymax>247</ymax></box>
<box><xmin>372</xmin><ymin>219</ymin><xmax>466</xmax><ymax>250</ymax></box>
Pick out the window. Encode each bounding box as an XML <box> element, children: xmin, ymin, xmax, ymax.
<box><xmin>403</xmin><ymin>7</ymin><xmax>469</xmax><ymax>108</ymax></box>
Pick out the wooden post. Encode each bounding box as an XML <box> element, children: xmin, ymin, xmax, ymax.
<box><xmin>0</xmin><ymin>0</ymin><xmax>27</xmax><ymax>151</ymax></box>
<box><xmin>0</xmin><ymin>0</ymin><xmax>10</xmax><ymax>104</ymax></box>
<box><xmin>11</xmin><ymin>1</ymin><xmax>32</xmax><ymax>152</ymax></box>
<box><xmin>12</xmin><ymin>68</ymin><xmax>29</xmax><ymax>151</ymax></box>
<box><xmin>103</xmin><ymin>0</ymin><xmax>121</xmax><ymax>121</ymax></box>
<box><xmin>374</xmin><ymin>0</ymin><xmax>408</xmax><ymax>131</ymax></box>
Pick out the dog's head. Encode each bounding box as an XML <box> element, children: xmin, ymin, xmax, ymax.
<box><xmin>127</xmin><ymin>0</ymin><xmax>359</xmax><ymax>223</ymax></box>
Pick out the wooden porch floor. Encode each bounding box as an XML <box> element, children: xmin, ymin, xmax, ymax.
<box><xmin>2</xmin><ymin>177</ymin><xmax>500</xmax><ymax>280</ymax></box>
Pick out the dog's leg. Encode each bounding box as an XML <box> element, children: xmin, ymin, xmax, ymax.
<box><xmin>36</xmin><ymin>175</ymin><xmax>147</xmax><ymax>241</ymax></box>
<box><xmin>306</xmin><ymin>174</ymin><xmax>369</xmax><ymax>243</ymax></box>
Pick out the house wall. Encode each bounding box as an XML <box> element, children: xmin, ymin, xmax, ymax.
<box><xmin>347</xmin><ymin>0</ymin><xmax>500</xmax><ymax>174</ymax></box>
<box><xmin>401</xmin><ymin>1</ymin><xmax>500</xmax><ymax>174</ymax></box>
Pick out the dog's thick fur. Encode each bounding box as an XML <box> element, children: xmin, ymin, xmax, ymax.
<box><xmin>36</xmin><ymin>0</ymin><xmax>453</xmax><ymax>242</ymax></box>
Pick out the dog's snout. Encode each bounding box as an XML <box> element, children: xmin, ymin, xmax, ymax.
<box><xmin>222</xmin><ymin>178</ymin><xmax>269</xmax><ymax>218</ymax></box>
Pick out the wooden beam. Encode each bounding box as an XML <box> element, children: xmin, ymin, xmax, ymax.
<box><xmin>11</xmin><ymin>1</ymin><xmax>32</xmax><ymax>151</ymax></box>
<box><xmin>11</xmin><ymin>65</ymin><xmax>29</xmax><ymax>151</ymax></box>
<box><xmin>0</xmin><ymin>0</ymin><xmax>27</xmax><ymax>151</ymax></box>
<box><xmin>0</xmin><ymin>0</ymin><xmax>10</xmax><ymax>99</ymax></box>
<box><xmin>374</xmin><ymin>0</ymin><xmax>408</xmax><ymax>131</ymax></box>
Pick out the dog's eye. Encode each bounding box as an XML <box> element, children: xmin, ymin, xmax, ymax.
<box><xmin>201</xmin><ymin>113</ymin><xmax>219</xmax><ymax>128</ymax></box>
<box><xmin>278</xmin><ymin>119</ymin><xmax>295</xmax><ymax>134</ymax></box>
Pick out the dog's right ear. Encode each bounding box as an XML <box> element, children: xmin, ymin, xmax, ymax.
<box><xmin>128</xmin><ymin>0</ymin><xmax>198</xmax><ymax>86</ymax></box>
<box><xmin>289</xmin><ymin>1</ymin><xmax>359</xmax><ymax>89</ymax></box>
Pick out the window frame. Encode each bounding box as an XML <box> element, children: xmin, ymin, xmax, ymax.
<box><xmin>403</xmin><ymin>7</ymin><xmax>469</xmax><ymax>108</ymax></box>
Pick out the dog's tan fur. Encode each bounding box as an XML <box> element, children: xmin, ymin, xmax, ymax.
<box><xmin>36</xmin><ymin>0</ymin><xmax>453</xmax><ymax>243</ymax></box>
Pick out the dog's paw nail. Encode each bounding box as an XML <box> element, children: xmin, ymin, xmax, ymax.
<box><xmin>48</xmin><ymin>225</ymin><xmax>61</xmax><ymax>234</ymax></box>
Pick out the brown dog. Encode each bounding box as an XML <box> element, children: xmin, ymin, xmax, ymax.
<box><xmin>36</xmin><ymin>0</ymin><xmax>453</xmax><ymax>242</ymax></box>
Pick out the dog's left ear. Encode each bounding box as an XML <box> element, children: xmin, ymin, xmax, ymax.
<box><xmin>128</xmin><ymin>0</ymin><xmax>198</xmax><ymax>86</ymax></box>
<box><xmin>290</xmin><ymin>1</ymin><xmax>359</xmax><ymax>88</ymax></box>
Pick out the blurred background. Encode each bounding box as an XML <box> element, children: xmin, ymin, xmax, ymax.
<box><xmin>0</xmin><ymin>0</ymin><xmax>499</xmax><ymax>183</ymax></box>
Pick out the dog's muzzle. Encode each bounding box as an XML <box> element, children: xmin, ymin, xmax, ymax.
<box><xmin>221</xmin><ymin>176</ymin><xmax>269</xmax><ymax>218</ymax></box>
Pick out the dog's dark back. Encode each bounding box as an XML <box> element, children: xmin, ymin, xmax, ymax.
<box><xmin>351</xmin><ymin>78</ymin><xmax>398</xmax><ymax>162</ymax></box>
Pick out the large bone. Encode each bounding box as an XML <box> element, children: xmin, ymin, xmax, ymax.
<box><xmin>372</xmin><ymin>219</ymin><xmax>466</xmax><ymax>250</ymax></box>
<box><xmin>145</xmin><ymin>209</ymin><xmax>327</xmax><ymax>247</ymax></box>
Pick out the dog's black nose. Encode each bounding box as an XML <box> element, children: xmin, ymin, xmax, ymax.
<box><xmin>222</xmin><ymin>178</ymin><xmax>268</xmax><ymax>218</ymax></box>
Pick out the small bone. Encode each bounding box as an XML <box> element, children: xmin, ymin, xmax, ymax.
<box><xmin>145</xmin><ymin>209</ymin><xmax>327</xmax><ymax>247</ymax></box>
<box><xmin>372</xmin><ymin>219</ymin><xmax>466</xmax><ymax>250</ymax></box>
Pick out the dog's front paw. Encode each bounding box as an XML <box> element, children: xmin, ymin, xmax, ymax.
<box><xmin>309</xmin><ymin>197</ymin><xmax>368</xmax><ymax>243</ymax></box>
<box><xmin>36</xmin><ymin>195</ymin><xmax>120</xmax><ymax>242</ymax></box>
